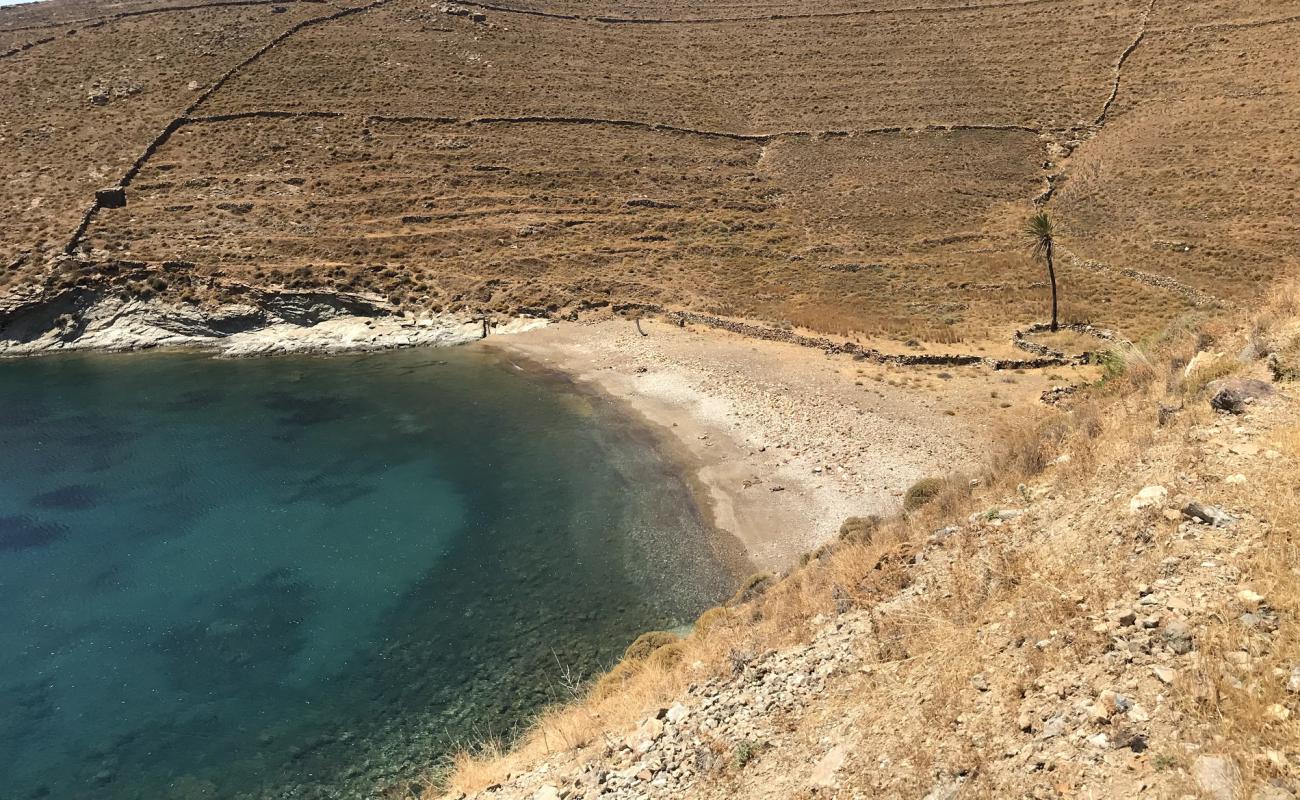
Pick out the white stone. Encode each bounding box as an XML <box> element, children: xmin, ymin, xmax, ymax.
<box><xmin>0</xmin><ymin>294</ymin><xmax>548</xmax><ymax>358</ymax></box>
<box><xmin>1238</xmin><ymin>589</ymin><xmax>1266</xmax><ymax>608</ymax></box>
<box><xmin>809</xmin><ymin>744</ymin><xmax>847</xmax><ymax>788</ymax></box>
<box><xmin>1129</xmin><ymin>485</ymin><xmax>1168</xmax><ymax>513</ymax></box>
<box><xmin>665</xmin><ymin>703</ymin><xmax>689</xmax><ymax>724</ymax></box>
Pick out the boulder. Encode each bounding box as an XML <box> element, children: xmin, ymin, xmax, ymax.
<box><xmin>809</xmin><ymin>744</ymin><xmax>847</xmax><ymax>788</ymax></box>
<box><xmin>1164</xmin><ymin>620</ymin><xmax>1194</xmax><ymax>654</ymax></box>
<box><xmin>1152</xmin><ymin>665</ymin><xmax>1177</xmax><ymax>684</ymax></box>
<box><xmin>665</xmin><ymin>702</ymin><xmax>689</xmax><ymax>724</ymax></box>
<box><xmin>1209</xmin><ymin>378</ymin><xmax>1274</xmax><ymax>414</ymax></box>
<box><xmin>1183</xmin><ymin>502</ymin><xmax>1236</xmax><ymax>527</ymax></box>
<box><xmin>1192</xmin><ymin>755</ymin><xmax>1241</xmax><ymax>800</ymax></box>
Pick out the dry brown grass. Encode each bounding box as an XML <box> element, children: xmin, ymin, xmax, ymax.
<box><xmin>1169</xmin><ymin>419</ymin><xmax>1300</xmax><ymax>789</ymax></box>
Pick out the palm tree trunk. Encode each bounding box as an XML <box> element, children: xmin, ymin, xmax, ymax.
<box><xmin>1046</xmin><ymin>241</ymin><xmax>1059</xmax><ymax>332</ymax></box>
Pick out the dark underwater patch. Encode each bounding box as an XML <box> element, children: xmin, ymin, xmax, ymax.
<box><xmin>29</xmin><ymin>484</ymin><xmax>100</xmax><ymax>512</ymax></box>
<box><xmin>282</xmin><ymin>477</ymin><xmax>377</xmax><ymax>508</ymax></box>
<box><xmin>161</xmin><ymin>388</ymin><xmax>226</xmax><ymax>412</ymax></box>
<box><xmin>262</xmin><ymin>391</ymin><xmax>360</xmax><ymax>427</ymax></box>
<box><xmin>0</xmin><ymin>516</ymin><xmax>67</xmax><ymax>552</ymax></box>
<box><xmin>154</xmin><ymin>568</ymin><xmax>313</xmax><ymax>692</ymax></box>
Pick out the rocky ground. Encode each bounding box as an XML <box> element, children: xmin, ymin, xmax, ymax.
<box><xmin>441</xmin><ymin>357</ymin><xmax>1299</xmax><ymax>799</ymax></box>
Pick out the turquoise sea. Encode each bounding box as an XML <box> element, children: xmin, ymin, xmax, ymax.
<box><xmin>0</xmin><ymin>348</ymin><xmax>736</xmax><ymax>799</ymax></box>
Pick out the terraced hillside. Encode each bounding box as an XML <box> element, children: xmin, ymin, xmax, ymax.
<box><xmin>2</xmin><ymin>0</ymin><xmax>1297</xmax><ymax>343</ymax></box>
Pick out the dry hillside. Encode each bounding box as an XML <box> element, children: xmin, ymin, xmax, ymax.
<box><xmin>439</xmin><ymin>288</ymin><xmax>1300</xmax><ymax>800</ymax></box>
<box><xmin>3</xmin><ymin>0</ymin><xmax>1296</xmax><ymax>346</ymax></box>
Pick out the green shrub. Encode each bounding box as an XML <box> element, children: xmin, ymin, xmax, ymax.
<box><xmin>903</xmin><ymin>477</ymin><xmax>945</xmax><ymax>512</ymax></box>
<box><xmin>732</xmin><ymin>738</ymin><xmax>769</xmax><ymax>770</ymax></box>
<box><xmin>1092</xmin><ymin>349</ymin><xmax>1126</xmax><ymax>383</ymax></box>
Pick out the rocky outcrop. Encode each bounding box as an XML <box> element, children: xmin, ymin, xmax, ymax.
<box><xmin>0</xmin><ymin>283</ymin><xmax>545</xmax><ymax>357</ymax></box>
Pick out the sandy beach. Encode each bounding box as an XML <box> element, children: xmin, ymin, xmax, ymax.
<box><xmin>480</xmin><ymin>316</ymin><xmax>1087</xmax><ymax>570</ymax></box>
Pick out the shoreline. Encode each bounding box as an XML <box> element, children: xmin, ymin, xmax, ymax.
<box><xmin>1</xmin><ymin>289</ymin><xmax>1083</xmax><ymax>570</ymax></box>
<box><xmin>481</xmin><ymin>342</ymin><xmax>760</xmax><ymax>583</ymax></box>
<box><xmin>478</xmin><ymin>317</ymin><xmax>1002</xmax><ymax>571</ymax></box>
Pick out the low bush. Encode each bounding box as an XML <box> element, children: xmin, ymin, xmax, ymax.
<box><xmin>903</xmin><ymin>478</ymin><xmax>945</xmax><ymax>512</ymax></box>
<box><xmin>1269</xmin><ymin>335</ymin><xmax>1300</xmax><ymax>382</ymax></box>
<box><xmin>646</xmin><ymin>642</ymin><xmax>685</xmax><ymax>670</ymax></box>
<box><xmin>1180</xmin><ymin>355</ymin><xmax>1241</xmax><ymax>397</ymax></box>
<box><xmin>838</xmin><ymin>515</ymin><xmax>881</xmax><ymax>543</ymax></box>
<box><xmin>622</xmin><ymin>630</ymin><xmax>679</xmax><ymax>662</ymax></box>
<box><xmin>589</xmin><ymin>659</ymin><xmax>641</xmax><ymax>703</ymax></box>
<box><xmin>728</xmin><ymin>572</ymin><xmax>774</xmax><ymax>606</ymax></box>
<box><xmin>692</xmin><ymin>606</ymin><xmax>732</xmax><ymax>638</ymax></box>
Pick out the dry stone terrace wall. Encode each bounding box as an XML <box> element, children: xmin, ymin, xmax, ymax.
<box><xmin>662</xmin><ymin>309</ymin><xmax>1081</xmax><ymax>369</ymax></box>
<box><xmin>448</xmin><ymin>0</ymin><xmax>1102</xmax><ymax>24</ymax></box>
<box><xmin>4</xmin><ymin>0</ymin><xmax>1295</xmax><ymax>345</ymax></box>
<box><xmin>82</xmin><ymin>113</ymin><xmax>1186</xmax><ymax>337</ymax></box>
<box><xmin>1052</xmin><ymin>0</ymin><xmax>1300</xmax><ymax>304</ymax></box>
<box><xmin>0</xmin><ymin>1</ymin><xmax>331</xmax><ymax>61</ymax></box>
<box><xmin>0</xmin><ymin>0</ymin><xmax>213</xmax><ymax>28</ymax></box>
<box><xmin>0</xmin><ymin>2</ymin><xmax>327</xmax><ymax>289</ymax></box>
<box><xmin>200</xmin><ymin>0</ymin><xmax>1146</xmax><ymax>133</ymax></box>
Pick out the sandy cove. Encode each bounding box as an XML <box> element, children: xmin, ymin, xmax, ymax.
<box><xmin>479</xmin><ymin>316</ymin><xmax>1084</xmax><ymax>571</ymax></box>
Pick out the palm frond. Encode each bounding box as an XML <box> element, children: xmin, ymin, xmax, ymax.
<box><xmin>1024</xmin><ymin>211</ymin><xmax>1054</xmax><ymax>259</ymax></box>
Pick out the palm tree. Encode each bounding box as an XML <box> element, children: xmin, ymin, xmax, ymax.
<box><xmin>1025</xmin><ymin>211</ymin><xmax>1059</xmax><ymax>332</ymax></box>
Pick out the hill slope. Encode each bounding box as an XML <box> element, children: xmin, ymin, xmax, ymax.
<box><xmin>2</xmin><ymin>0</ymin><xmax>1296</xmax><ymax>346</ymax></box>
<box><xmin>441</xmin><ymin>290</ymin><xmax>1300</xmax><ymax>800</ymax></box>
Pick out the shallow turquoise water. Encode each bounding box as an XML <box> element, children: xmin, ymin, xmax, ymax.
<box><xmin>0</xmin><ymin>348</ymin><xmax>735</xmax><ymax>799</ymax></box>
